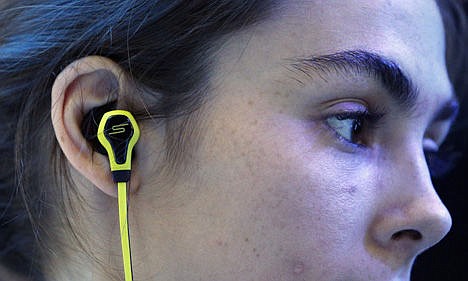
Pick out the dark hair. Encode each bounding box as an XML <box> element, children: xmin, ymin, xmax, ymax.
<box><xmin>0</xmin><ymin>0</ymin><xmax>466</xmax><ymax>280</ymax></box>
<box><xmin>0</xmin><ymin>0</ymin><xmax>275</xmax><ymax>279</ymax></box>
<box><xmin>437</xmin><ymin>0</ymin><xmax>468</xmax><ymax>103</ymax></box>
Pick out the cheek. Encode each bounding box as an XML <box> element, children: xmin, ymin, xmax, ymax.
<box><xmin>238</xmin><ymin>115</ymin><xmax>378</xmax><ymax>275</ymax></box>
<box><xmin>196</xmin><ymin>97</ymin><xmax>382</xmax><ymax>278</ymax></box>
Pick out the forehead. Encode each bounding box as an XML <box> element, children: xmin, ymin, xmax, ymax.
<box><xmin>272</xmin><ymin>0</ymin><xmax>445</xmax><ymax>60</ymax></box>
<box><xmin>213</xmin><ymin>0</ymin><xmax>452</xmax><ymax>104</ymax></box>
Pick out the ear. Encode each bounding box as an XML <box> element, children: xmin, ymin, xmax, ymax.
<box><xmin>51</xmin><ymin>56</ymin><xmax>141</xmax><ymax>197</ymax></box>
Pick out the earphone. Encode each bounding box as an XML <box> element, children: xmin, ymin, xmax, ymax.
<box><xmin>97</xmin><ymin>110</ymin><xmax>140</xmax><ymax>183</ymax></box>
<box><xmin>86</xmin><ymin>108</ymin><xmax>140</xmax><ymax>281</ymax></box>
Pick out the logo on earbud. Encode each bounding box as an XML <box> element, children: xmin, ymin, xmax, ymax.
<box><xmin>109</xmin><ymin>122</ymin><xmax>129</xmax><ymax>135</ymax></box>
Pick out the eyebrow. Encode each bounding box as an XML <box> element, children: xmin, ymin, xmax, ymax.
<box><xmin>284</xmin><ymin>49</ymin><xmax>459</xmax><ymax>121</ymax></box>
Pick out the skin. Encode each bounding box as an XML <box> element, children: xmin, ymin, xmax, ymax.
<box><xmin>49</xmin><ymin>0</ymin><xmax>455</xmax><ymax>280</ymax></box>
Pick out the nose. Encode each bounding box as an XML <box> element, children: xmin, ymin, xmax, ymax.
<box><xmin>369</xmin><ymin>148</ymin><xmax>452</xmax><ymax>262</ymax></box>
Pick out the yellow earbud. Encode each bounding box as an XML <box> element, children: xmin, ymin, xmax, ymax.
<box><xmin>97</xmin><ymin>109</ymin><xmax>139</xmax><ymax>281</ymax></box>
<box><xmin>97</xmin><ymin>110</ymin><xmax>140</xmax><ymax>182</ymax></box>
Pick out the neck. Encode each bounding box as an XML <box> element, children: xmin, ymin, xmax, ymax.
<box><xmin>43</xmin><ymin>180</ymin><xmax>123</xmax><ymax>281</ymax></box>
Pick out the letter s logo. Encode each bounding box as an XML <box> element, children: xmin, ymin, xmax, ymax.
<box><xmin>109</xmin><ymin>123</ymin><xmax>129</xmax><ymax>135</ymax></box>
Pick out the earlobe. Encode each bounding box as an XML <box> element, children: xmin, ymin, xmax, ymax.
<box><xmin>51</xmin><ymin>56</ymin><xmax>140</xmax><ymax>197</ymax></box>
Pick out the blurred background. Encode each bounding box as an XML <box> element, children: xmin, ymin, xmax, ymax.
<box><xmin>412</xmin><ymin>109</ymin><xmax>468</xmax><ymax>280</ymax></box>
<box><xmin>412</xmin><ymin>1</ymin><xmax>468</xmax><ymax>280</ymax></box>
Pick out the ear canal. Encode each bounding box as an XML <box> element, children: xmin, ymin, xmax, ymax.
<box><xmin>81</xmin><ymin>102</ymin><xmax>117</xmax><ymax>155</ymax></box>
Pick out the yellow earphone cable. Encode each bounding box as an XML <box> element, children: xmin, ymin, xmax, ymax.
<box><xmin>97</xmin><ymin>110</ymin><xmax>139</xmax><ymax>280</ymax></box>
<box><xmin>118</xmin><ymin>181</ymin><xmax>133</xmax><ymax>281</ymax></box>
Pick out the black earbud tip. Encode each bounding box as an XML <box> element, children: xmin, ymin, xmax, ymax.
<box><xmin>81</xmin><ymin>102</ymin><xmax>117</xmax><ymax>155</ymax></box>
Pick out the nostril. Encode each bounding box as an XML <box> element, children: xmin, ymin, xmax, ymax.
<box><xmin>391</xmin><ymin>229</ymin><xmax>422</xmax><ymax>241</ymax></box>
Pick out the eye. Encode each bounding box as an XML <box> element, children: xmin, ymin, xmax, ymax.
<box><xmin>325</xmin><ymin>111</ymin><xmax>376</xmax><ymax>146</ymax></box>
<box><xmin>424</xmin><ymin>146</ymin><xmax>460</xmax><ymax>179</ymax></box>
<box><xmin>423</xmin><ymin>121</ymin><xmax>460</xmax><ymax>178</ymax></box>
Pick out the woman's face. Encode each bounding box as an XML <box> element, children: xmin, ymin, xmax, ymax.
<box><xmin>136</xmin><ymin>0</ymin><xmax>456</xmax><ymax>280</ymax></box>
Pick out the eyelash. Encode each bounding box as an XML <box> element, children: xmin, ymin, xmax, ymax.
<box><xmin>325</xmin><ymin>110</ymin><xmax>459</xmax><ymax>178</ymax></box>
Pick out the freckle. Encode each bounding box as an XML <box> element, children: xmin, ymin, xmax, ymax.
<box><xmin>343</xmin><ymin>185</ymin><xmax>357</xmax><ymax>195</ymax></box>
<box><xmin>293</xmin><ymin>261</ymin><xmax>304</xmax><ymax>275</ymax></box>
<box><xmin>216</xmin><ymin>240</ymin><xmax>228</xmax><ymax>247</ymax></box>
<box><xmin>256</xmin><ymin>253</ymin><xmax>260</xmax><ymax>258</ymax></box>
<box><xmin>245</xmin><ymin>238</ymin><xmax>249</xmax><ymax>242</ymax></box>
<box><xmin>253</xmin><ymin>248</ymin><xmax>256</xmax><ymax>252</ymax></box>
<box><xmin>248</xmin><ymin>100</ymin><xmax>254</xmax><ymax>105</ymax></box>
